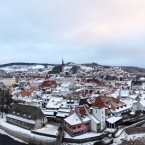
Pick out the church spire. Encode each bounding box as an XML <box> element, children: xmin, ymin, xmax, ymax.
<box><xmin>62</xmin><ymin>58</ymin><xmax>64</xmax><ymax>66</ymax></box>
<box><xmin>62</xmin><ymin>58</ymin><xmax>64</xmax><ymax>73</ymax></box>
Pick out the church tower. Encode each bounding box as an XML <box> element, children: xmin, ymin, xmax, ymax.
<box><xmin>62</xmin><ymin>58</ymin><xmax>64</xmax><ymax>73</ymax></box>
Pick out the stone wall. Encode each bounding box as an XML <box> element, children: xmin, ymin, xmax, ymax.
<box><xmin>126</xmin><ymin>127</ymin><xmax>145</xmax><ymax>135</ymax></box>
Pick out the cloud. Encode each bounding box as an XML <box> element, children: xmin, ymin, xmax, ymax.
<box><xmin>0</xmin><ymin>0</ymin><xmax>145</xmax><ymax>67</ymax></box>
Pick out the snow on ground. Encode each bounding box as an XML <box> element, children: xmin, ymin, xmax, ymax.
<box><xmin>79</xmin><ymin>65</ymin><xmax>93</xmax><ymax>72</ymax></box>
<box><xmin>111</xmin><ymin>131</ymin><xmax>127</xmax><ymax>145</ymax></box>
<box><xmin>126</xmin><ymin>133</ymin><xmax>145</xmax><ymax>141</ymax></box>
<box><xmin>0</xmin><ymin>67</ymin><xmax>28</xmax><ymax>72</ymax></box>
<box><xmin>31</xmin><ymin>65</ymin><xmax>45</xmax><ymax>69</ymax></box>
<box><xmin>114</xmin><ymin>128</ymin><xmax>124</xmax><ymax>137</ymax></box>
<box><xmin>64</xmin><ymin>131</ymin><xmax>101</xmax><ymax>139</ymax></box>
<box><xmin>0</xmin><ymin>65</ymin><xmax>54</xmax><ymax>73</ymax></box>
<box><xmin>113</xmin><ymin>131</ymin><xmax>145</xmax><ymax>145</ymax></box>
<box><xmin>62</xmin><ymin>141</ymin><xmax>96</xmax><ymax>145</ymax></box>
<box><xmin>64</xmin><ymin>66</ymin><xmax>72</xmax><ymax>71</ymax></box>
<box><xmin>34</xmin><ymin>124</ymin><xmax>59</xmax><ymax>136</ymax></box>
<box><xmin>0</xmin><ymin>116</ymin><xmax>56</xmax><ymax>145</ymax></box>
<box><xmin>111</xmin><ymin>130</ymin><xmax>145</xmax><ymax>145</ymax></box>
<box><xmin>46</xmin><ymin>65</ymin><xmax>54</xmax><ymax>69</ymax></box>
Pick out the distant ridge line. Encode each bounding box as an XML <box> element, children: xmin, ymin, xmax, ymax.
<box><xmin>0</xmin><ymin>62</ymin><xmax>58</xmax><ymax>68</ymax></box>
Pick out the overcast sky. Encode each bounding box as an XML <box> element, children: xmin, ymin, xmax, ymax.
<box><xmin>0</xmin><ymin>0</ymin><xmax>145</xmax><ymax>67</ymax></box>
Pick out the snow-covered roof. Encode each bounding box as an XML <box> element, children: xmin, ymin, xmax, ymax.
<box><xmin>140</xmin><ymin>77</ymin><xmax>145</xmax><ymax>81</ymax></box>
<box><xmin>120</xmin><ymin>90</ymin><xmax>129</xmax><ymax>97</ymax></box>
<box><xmin>41</xmin><ymin>94</ymin><xmax>51</xmax><ymax>99</ymax></box>
<box><xmin>54</xmin><ymin>87</ymin><xmax>69</xmax><ymax>92</ymax></box>
<box><xmin>129</xmin><ymin>94</ymin><xmax>138</xmax><ymax>100</ymax></box>
<box><xmin>123</xmin><ymin>98</ymin><xmax>137</xmax><ymax>104</ymax></box>
<box><xmin>42</xmin><ymin>110</ymin><xmax>55</xmax><ymax>116</ymax></box>
<box><xmin>46</xmin><ymin>97</ymin><xmax>63</xmax><ymax>109</ymax></box>
<box><xmin>112</xmin><ymin>104</ymin><xmax>131</xmax><ymax>113</ymax></box>
<box><xmin>81</xmin><ymin>116</ymin><xmax>90</xmax><ymax>122</ymax></box>
<box><xmin>139</xmin><ymin>100</ymin><xmax>145</xmax><ymax>107</ymax></box>
<box><xmin>58</xmin><ymin>108</ymin><xmax>71</xmax><ymax>113</ymax></box>
<box><xmin>64</xmin><ymin>113</ymin><xmax>90</xmax><ymax>125</ymax></box>
<box><xmin>61</xmin><ymin>82</ymin><xmax>71</xmax><ymax>87</ymax></box>
<box><xmin>7</xmin><ymin>114</ymin><xmax>35</xmax><ymax>124</ymax></box>
<box><xmin>56</xmin><ymin>112</ymin><xmax>69</xmax><ymax>117</ymax></box>
<box><xmin>106</xmin><ymin>116</ymin><xmax>122</xmax><ymax>124</ymax></box>
<box><xmin>64</xmin><ymin>113</ymin><xmax>82</xmax><ymax>125</ymax></box>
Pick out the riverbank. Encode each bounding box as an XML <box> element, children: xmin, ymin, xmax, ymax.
<box><xmin>0</xmin><ymin>128</ymin><xmax>28</xmax><ymax>144</ymax></box>
<box><xmin>116</xmin><ymin>132</ymin><xmax>145</xmax><ymax>145</ymax></box>
<box><xmin>0</xmin><ymin>115</ymin><xmax>101</xmax><ymax>145</ymax></box>
<box><xmin>0</xmin><ymin>116</ymin><xmax>56</xmax><ymax>145</ymax></box>
<box><xmin>3</xmin><ymin>113</ymin><xmax>145</xmax><ymax>145</ymax></box>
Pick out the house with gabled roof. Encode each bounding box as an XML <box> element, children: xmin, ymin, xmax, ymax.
<box><xmin>12</xmin><ymin>90</ymin><xmax>31</xmax><ymax>103</ymax></box>
<box><xmin>64</xmin><ymin>105</ymin><xmax>91</xmax><ymax>137</ymax></box>
<box><xmin>6</xmin><ymin>104</ymin><xmax>47</xmax><ymax>130</ymax></box>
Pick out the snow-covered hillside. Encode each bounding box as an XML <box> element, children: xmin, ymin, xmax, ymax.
<box><xmin>0</xmin><ymin>64</ymin><xmax>54</xmax><ymax>73</ymax></box>
<box><xmin>0</xmin><ymin>62</ymin><xmax>142</xmax><ymax>76</ymax></box>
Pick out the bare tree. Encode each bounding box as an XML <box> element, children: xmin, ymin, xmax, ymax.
<box><xmin>0</xmin><ymin>88</ymin><xmax>12</xmax><ymax>118</ymax></box>
<box><xmin>0</xmin><ymin>88</ymin><xmax>5</xmax><ymax>118</ymax></box>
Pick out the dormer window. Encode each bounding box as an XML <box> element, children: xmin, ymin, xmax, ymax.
<box><xmin>116</xmin><ymin>106</ymin><xmax>119</xmax><ymax>109</ymax></box>
<box><xmin>28</xmin><ymin>115</ymin><xmax>31</xmax><ymax>119</ymax></box>
<box><xmin>23</xmin><ymin>114</ymin><xmax>26</xmax><ymax>118</ymax></box>
<box><xmin>17</xmin><ymin>113</ymin><xmax>19</xmax><ymax>116</ymax></box>
<box><xmin>12</xmin><ymin>111</ymin><xmax>15</xmax><ymax>115</ymax></box>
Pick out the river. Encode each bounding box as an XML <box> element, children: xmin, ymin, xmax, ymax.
<box><xmin>0</xmin><ymin>134</ymin><xmax>28</xmax><ymax>145</ymax></box>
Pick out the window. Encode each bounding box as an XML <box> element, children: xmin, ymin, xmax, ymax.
<box><xmin>73</xmin><ymin>126</ymin><xmax>76</xmax><ymax>129</ymax></box>
<box><xmin>85</xmin><ymin>123</ymin><xmax>89</xmax><ymax>126</ymax></box>
<box><xmin>96</xmin><ymin>110</ymin><xmax>97</xmax><ymax>113</ymax></box>
<box><xmin>102</xmin><ymin>111</ymin><xmax>103</xmax><ymax>114</ymax></box>
<box><xmin>78</xmin><ymin>126</ymin><xmax>81</xmax><ymax>128</ymax></box>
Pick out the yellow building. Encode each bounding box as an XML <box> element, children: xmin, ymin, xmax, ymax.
<box><xmin>1</xmin><ymin>76</ymin><xmax>17</xmax><ymax>86</ymax></box>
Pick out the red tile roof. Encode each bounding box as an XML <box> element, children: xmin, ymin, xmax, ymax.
<box><xmin>39</xmin><ymin>80</ymin><xmax>57</xmax><ymax>88</ymax></box>
<box><xmin>92</xmin><ymin>96</ymin><xmax>126</xmax><ymax>111</ymax></box>
<box><xmin>20</xmin><ymin>91</ymin><xmax>31</xmax><ymax>98</ymax></box>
